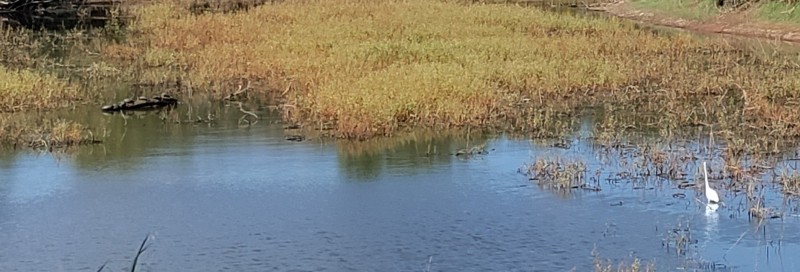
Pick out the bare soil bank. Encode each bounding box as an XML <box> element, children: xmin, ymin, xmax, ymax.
<box><xmin>593</xmin><ymin>1</ymin><xmax>800</xmax><ymax>44</ymax></box>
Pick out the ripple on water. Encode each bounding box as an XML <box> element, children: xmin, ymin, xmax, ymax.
<box><xmin>2</xmin><ymin>119</ymin><xmax>800</xmax><ymax>271</ymax></box>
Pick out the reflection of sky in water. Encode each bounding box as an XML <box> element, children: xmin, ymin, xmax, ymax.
<box><xmin>1</xmin><ymin>117</ymin><xmax>800</xmax><ymax>271</ymax></box>
<box><xmin>1</xmin><ymin>153</ymin><xmax>75</xmax><ymax>204</ymax></box>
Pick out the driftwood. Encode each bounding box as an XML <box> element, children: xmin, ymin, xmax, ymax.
<box><xmin>0</xmin><ymin>0</ymin><xmax>123</xmax><ymax>29</ymax></box>
<box><xmin>101</xmin><ymin>93</ymin><xmax>178</xmax><ymax>113</ymax></box>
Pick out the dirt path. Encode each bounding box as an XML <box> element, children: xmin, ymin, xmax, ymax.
<box><xmin>591</xmin><ymin>1</ymin><xmax>800</xmax><ymax>44</ymax></box>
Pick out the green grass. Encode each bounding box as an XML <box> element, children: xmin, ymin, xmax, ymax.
<box><xmin>633</xmin><ymin>0</ymin><xmax>800</xmax><ymax>25</ymax></box>
<box><xmin>631</xmin><ymin>0</ymin><xmax>720</xmax><ymax>20</ymax></box>
<box><xmin>756</xmin><ymin>1</ymin><xmax>800</xmax><ymax>23</ymax></box>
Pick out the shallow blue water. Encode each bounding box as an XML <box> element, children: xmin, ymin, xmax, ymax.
<box><xmin>1</xmin><ymin>108</ymin><xmax>799</xmax><ymax>272</ymax></box>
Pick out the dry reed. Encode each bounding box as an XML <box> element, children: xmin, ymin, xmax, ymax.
<box><xmin>104</xmin><ymin>0</ymin><xmax>800</xmax><ymax>140</ymax></box>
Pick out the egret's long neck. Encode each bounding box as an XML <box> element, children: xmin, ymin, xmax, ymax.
<box><xmin>703</xmin><ymin>162</ymin><xmax>711</xmax><ymax>191</ymax></box>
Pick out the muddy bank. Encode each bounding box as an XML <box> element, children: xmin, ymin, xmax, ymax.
<box><xmin>594</xmin><ymin>1</ymin><xmax>800</xmax><ymax>44</ymax></box>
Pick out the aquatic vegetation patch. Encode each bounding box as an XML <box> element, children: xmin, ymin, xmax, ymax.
<box><xmin>560</xmin><ymin>135</ymin><xmax>798</xmax><ymax>219</ymax></box>
<box><xmin>743</xmin><ymin>172</ymin><xmax>783</xmax><ymax>219</ymax></box>
<box><xmin>779</xmin><ymin>169</ymin><xmax>800</xmax><ymax>196</ymax></box>
<box><xmin>43</xmin><ymin>119</ymin><xmax>98</xmax><ymax>148</ymax></box>
<box><xmin>592</xmin><ymin>248</ymin><xmax>656</xmax><ymax>272</ymax></box>
<box><xmin>661</xmin><ymin>219</ymin><xmax>695</xmax><ymax>256</ymax></box>
<box><xmin>523</xmin><ymin>158</ymin><xmax>598</xmax><ymax>192</ymax></box>
<box><xmin>0</xmin><ymin>115</ymin><xmax>100</xmax><ymax>150</ymax></box>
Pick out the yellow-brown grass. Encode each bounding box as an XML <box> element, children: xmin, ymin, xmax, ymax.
<box><xmin>0</xmin><ymin>27</ymin><xmax>101</xmax><ymax>113</ymax></box>
<box><xmin>109</xmin><ymin>0</ymin><xmax>800</xmax><ymax>139</ymax></box>
<box><xmin>0</xmin><ymin>67</ymin><xmax>79</xmax><ymax>112</ymax></box>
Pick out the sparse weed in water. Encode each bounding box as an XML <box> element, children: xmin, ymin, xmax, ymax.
<box><xmin>662</xmin><ymin>219</ymin><xmax>694</xmax><ymax>256</ymax></box>
<box><xmin>524</xmin><ymin>158</ymin><xmax>597</xmax><ymax>193</ymax></box>
<box><xmin>779</xmin><ymin>170</ymin><xmax>800</xmax><ymax>197</ymax></box>
<box><xmin>592</xmin><ymin>248</ymin><xmax>656</xmax><ymax>272</ymax></box>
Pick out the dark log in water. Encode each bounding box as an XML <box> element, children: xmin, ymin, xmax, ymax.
<box><xmin>189</xmin><ymin>0</ymin><xmax>275</xmax><ymax>14</ymax></box>
<box><xmin>0</xmin><ymin>0</ymin><xmax>122</xmax><ymax>29</ymax></box>
<box><xmin>101</xmin><ymin>94</ymin><xmax>178</xmax><ymax>113</ymax></box>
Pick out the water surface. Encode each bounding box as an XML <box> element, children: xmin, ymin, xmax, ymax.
<box><xmin>2</xmin><ymin>105</ymin><xmax>799</xmax><ymax>272</ymax></box>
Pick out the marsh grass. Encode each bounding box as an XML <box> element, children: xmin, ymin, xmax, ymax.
<box><xmin>756</xmin><ymin>1</ymin><xmax>800</xmax><ymax>23</ymax></box>
<box><xmin>0</xmin><ymin>66</ymin><xmax>78</xmax><ymax>112</ymax></box>
<box><xmin>0</xmin><ymin>24</ymin><xmax>125</xmax><ymax>147</ymax></box>
<box><xmin>0</xmin><ymin>24</ymin><xmax>124</xmax><ymax>114</ymax></box>
<box><xmin>107</xmin><ymin>0</ymin><xmax>800</xmax><ymax>140</ymax></box>
<box><xmin>0</xmin><ymin>28</ymin><xmax>81</xmax><ymax>112</ymax></box>
<box><xmin>631</xmin><ymin>0</ymin><xmax>720</xmax><ymax>20</ymax></box>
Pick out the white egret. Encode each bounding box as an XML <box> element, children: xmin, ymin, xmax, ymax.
<box><xmin>702</xmin><ymin>162</ymin><xmax>720</xmax><ymax>204</ymax></box>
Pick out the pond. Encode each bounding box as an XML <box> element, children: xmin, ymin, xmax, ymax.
<box><xmin>1</xmin><ymin>103</ymin><xmax>799</xmax><ymax>271</ymax></box>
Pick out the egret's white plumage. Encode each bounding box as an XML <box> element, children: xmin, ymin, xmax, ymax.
<box><xmin>702</xmin><ymin>162</ymin><xmax>720</xmax><ymax>204</ymax></box>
